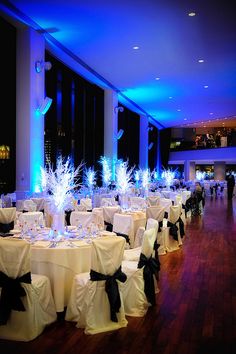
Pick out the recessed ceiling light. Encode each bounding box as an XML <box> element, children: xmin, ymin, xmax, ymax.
<box><xmin>198</xmin><ymin>59</ymin><xmax>204</xmax><ymax>63</ymax></box>
<box><xmin>224</xmin><ymin>117</ymin><xmax>228</xmax><ymax>120</ymax></box>
<box><xmin>204</xmin><ymin>85</ymin><xmax>208</xmax><ymax>88</ymax></box>
<box><xmin>188</xmin><ymin>12</ymin><xmax>196</xmax><ymax>17</ymax></box>
<box><xmin>177</xmin><ymin>109</ymin><xmax>181</xmax><ymax>112</ymax></box>
<box><xmin>133</xmin><ymin>46</ymin><xmax>140</xmax><ymax>50</ymax></box>
<box><xmin>184</xmin><ymin>118</ymin><xmax>187</xmax><ymax>121</ymax></box>
<box><xmin>155</xmin><ymin>77</ymin><xmax>160</xmax><ymax>80</ymax></box>
<box><xmin>169</xmin><ymin>96</ymin><xmax>173</xmax><ymax>99</ymax></box>
<box><xmin>203</xmin><ymin>125</ymin><xmax>206</xmax><ymax>128</ymax></box>
<box><xmin>210</xmin><ymin>112</ymin><xmax>213</xmax><ymax>115</ymax></box>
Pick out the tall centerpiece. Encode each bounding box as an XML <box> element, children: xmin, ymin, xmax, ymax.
<box><xmin>116</xmin><ymin>160</ymin><xmax>134</xmax><ymax>209</ymax></box>
<box><xmin>161</xmin><ymin>168</ymin><xmax>176</xmax><ymax>190</ymax></box>
<box><xmin>40</xmin><ymin>156</ymin><xmax>82</xmax><ymax>234</ymax></box>
<box><xmin>99</xmin><ymin>156</ymin><xmax>112</xmax><ymax>190</ymax></box>
<box><xmin>84</xmin><ymin>167</ymin><xmax>96</xmax><ymax>196</ymax></box>
<box><xmin>140</xmin><ymin>168</ymin><xmax>150</xmax><ymax>196</ymax></box>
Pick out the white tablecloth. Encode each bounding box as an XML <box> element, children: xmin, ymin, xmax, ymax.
<box><xmin>30</xmin><ymin>230</ymin><xmax>116</xmax><ymax>312</ymax></box>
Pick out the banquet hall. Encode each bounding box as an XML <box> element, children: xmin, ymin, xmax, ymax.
<box><xmin>0</xmin><ymin>1</ymin><xmax>236</xmax><ymax>354</ymax></box>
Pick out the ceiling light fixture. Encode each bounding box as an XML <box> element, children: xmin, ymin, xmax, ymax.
<box><xmin>188</xmin><ymin>12</ymin><xmax>196</xmax><ymax>17</ymax></box>
<box><xmin>133</xmin><ymin>46</ymin><xmax>140</xmax><ymax>50</ymax></box>
<box><xmin>155</xmin><ymin>77</ymin><xmax>160</xmax><ymax>80</ymax></box>
<box><xmin>204</xmin><ymin>85</ymin><xmax>209</xmax><ymax>88</ymax></box>
<box><xmin>198</xmin><ymin>59</ymin><xmax>204</xmax><ymax>63</ymax></box>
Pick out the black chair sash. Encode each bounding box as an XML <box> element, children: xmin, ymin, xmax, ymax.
<box><xmin>178</xmin><ymin>217</ymin><xmax>185</xmax><ymax>237</ymax></box>
<box><xmin>167</xmin><ymin>217</ymin><xmax>185</xmax><ymax>241</ymax></box>
<box><xmin>138</xmin><ymin>253</ymin><xmax>160</xmax><ymax>306</ymax></box>
<box><xmin>0</xmin><ymin>271</ymin><xmax>31</xmax><ymax>325</ymax></box>
<box><xmin>104</xmin><ymin>221</ymin><xmax>113</xmax><ymax>232</ymax></box>
<box><xmin>90</xmin><ymin>266</ymin><xmax>127</xmax><ymax>322</ymax></box>
<box><xmin>167</xmin><ymin>221</ymin><xmax>178</xmax><ymax>241</ymax></box>
<box><xmin>164</xmin><ymin>211</ymin><xmax>168</xmax><ymax>219</ymax></box>
<box><xmin>115</xmin><ymin>232</ymin><xmax>130</xmax><ymax>245</ymax></box>
<box><xmin>158</xmin><ymin>220</ymin><xmax>163</xmax><ymax>233</ymax></box>
<box><xmin>0</xmin><ymin>221</ymin><xmax>14</xmax><ymax>234</ymax></box>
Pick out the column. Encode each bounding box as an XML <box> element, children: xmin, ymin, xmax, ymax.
<box><xmin>104</xmin><ymin>89</ymin><xmax>118</xmax><ymax>180</ymax></box>
<box><xmin>139</xmin><ymin>115</ymin><xmax>148</xmax><ymax>169</ymax></box>
<box><xmin>15</xmin><ymin>27</ymin><xmax>45</xmax><ymax>198</ymax></box>
<box><xmin>214</xmin><ymin>161</ymin><xmax>226</xmax><ymax>181</ymax></box>
<box><xmin>184</xmin><ymin>160</ymin><xmax>195</xmax><ymax>181</ymax></box>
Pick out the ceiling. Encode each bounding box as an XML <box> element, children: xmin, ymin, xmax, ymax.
<box><xmin>1</xmin><ymin>0</ymin><xmax>236</xmax><ymax>129</ymax></box>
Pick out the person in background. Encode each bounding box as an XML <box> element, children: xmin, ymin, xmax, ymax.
<box><xmin>226</xmin><ymin>172</ymin><xmax>235</xmax><ymax>200</ymax></box>
<box><xmin>215</xmin><ymin>131</ymin><xmax>221</xmax><ymax>148</ymax></box>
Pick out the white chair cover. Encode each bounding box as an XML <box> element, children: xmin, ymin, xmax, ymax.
<box><xmin>121</xmin><ymin>228</ymin><xmax>158</xmax><ymax>317</ymax></box>
<box><xmin>130</xmin><ymin>197</ymin><xmax>147</xmax><ymax>210</ymax></box>
<box><xmin>70</xmin><ymin>211</ymin><xmax>99</xmax><ymax>228</ymax></box>
<box><xmin>103</xmin><ymin>205</ymin><xmax>121</xmax><ymax>225</ymax></box>
<box><xmin>146</xmin><ymin>196</ymin><xmax>160</xmax><ymax>206</ymax></box>
<box><xmin>100</xmin><ymin>197</ymin><xmax>118</xmax><ymax>207</ymax></box>
<box><xmin>65</xmin><ymin>236</ymin><xmax>127</xmax><ymax>334</ymax></box>
<box><xmin>0</xmin><ymin>238</ymin><xmax>56</xmax><ymax>341</ymax></box>
<box><xmin>164</xmin><ymin>205</ymin><xmax>183</xmax><ymax>252</ymax></box>
<box><xmin>18</xmin><ymin>211</ymin><xmax>44</xmax><ymax>228</ymax></box>
<box><xmin>113</xmin><ymin>213</ymin><xmax>134</xmax><ymax>248</ymax></box>
<box><xmin>0</xmin><ymin>207</ymin><xmax>16</xmax><ymax>224</ymax></box>
<box><xmin>23</xmin><ymin>200</ymin><xmax>37</xmax><ymax>212</ymax></box>
<box><xmin>79</xmin><ymin>198</ymin><xmax>92</xmax><ymax>211</ymax></box>
<box><xmin>159</xmin><ymin>198</ymin><xmax>172</xmax><ymax>216</ymax></box>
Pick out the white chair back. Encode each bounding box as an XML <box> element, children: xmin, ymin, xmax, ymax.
<box><xmin>140</xmin><ymin>228</ymin><xmax>157</xmax><ymax>258</ymax></box>
<box><xmin>91</xmin><ymin>236</ymin><xmax>125</xmax><ymax>275</ymax></box>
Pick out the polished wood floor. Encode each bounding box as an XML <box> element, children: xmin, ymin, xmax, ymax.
<box><xmin>1</xmin><ymin>196</ymin><xmax>236</xmax><ymax>354</ymax></box>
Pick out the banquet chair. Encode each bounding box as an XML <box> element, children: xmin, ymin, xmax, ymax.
<box><xmin>65</xmin><ymin>236</ymin><xmax>128</xmax><ymax>334</ymax></box>
<box><xmin>70</xmin><ymin>211</ymin><xmax>98</xmax><ymax>229</ymax></box>
<box><xmin>164</xmin><ymin>205</ymin><xmax>185</xmax><ymax>253</ymax></box>
<box><xmin>159</xmin><ymin>198</ymin><xmax>172</xmax><ymax>219</ymax></box>
<box><xmin>121</xmin><ymin>228</ymin><xmax>160</xmax><ymax>317</ymax></box>
<box><xmin>113</xmin><ymin>213</ymin><xmax>134</xmax><ymax>248</ymax></box>
<box><xmin>22</xmin><ymin>199</ymin><xmax>37</xmax><ymax>212</ymax></box>
<box><xmin>103</xmin><ymin>205</ymin><xmax>121</xmax><ymax>232</ymax></box>
<box><xmin>146</xmin><ymin>196</ymin><xmax>160</xmax><ymax>207</ymax></box>
<box><xmin>0</xmin><ymin>238</ymin><xmax>57</xmax><ymax>341</ymax></box>
<box><xmin>79</xmin><ymin>198</ymin><xmax>92</xmax><ymax>211</ymax></box>
<box><xmin>123</xmin><ymin>218</ymin><xmax>159</xmax><ymax>261</ymax></box>
<box><xmin>100</xmin><ymin>197</ymin><xmax>118</xmax><ymax>207</ymax></box>
<box><xmin>129</xmin><ymin>196</ymin><xmax>147</xmax><ymax>210</ymax></box>
<box><xmin>0</xmin><ymin>207</ymin><xmax>16</xmax><ymax>234</ymax></box>
<box><xmin>18</xmin><ymin>211</ymin><xmax>45</xmax><ymax>228</ymax></box>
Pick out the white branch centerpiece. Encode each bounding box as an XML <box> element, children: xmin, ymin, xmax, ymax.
<box><xmin>40</xmin><ymin>155</ymin><xmax>83</xmax><ymax>233</ymax></box>
<box><xmin>116</xmin><ymin>161</ymin><xmax>134</xmax><ymax>209</ymax></box>
<box><xmin>99</xmin><ymin>156</ymin><xmax>112</xmax><ymax>189</ymax></box>
<box><xmin>84</xmin><ymin>167</ymin><xmax>96</xmax><ymax>195</ymax></box>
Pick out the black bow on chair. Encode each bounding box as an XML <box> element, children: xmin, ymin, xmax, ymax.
<box><xmin>138</xmin><ymin>253</ymin><xmax>160</xmax><ymax>306</ymax></box>
<box><xmin>0</xmin><ymin>271</ymin><xmax>31</xmax><ymax>325</ymax></box>
<box><xmin>115</xmin><ymin>232</ymin><xmax>130</xmax><ymax>245</ymax></box>
<box><xmin>90</xmin><ymin>266</ymin><xmax>127</xmax><ymax>322</ymax></box>
<box><xmin>167</xmin><ymin>217</ymin><xmax>185</xmax><ymax>241</ymax></box>
<box><xmin>104</xmin><ymin>221</ymin><xmax>113</xmax><ymax>232</ymax></box>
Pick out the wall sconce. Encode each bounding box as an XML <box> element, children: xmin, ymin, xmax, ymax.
<box><xmin>114</xmin><ymin>106</ymin><xmax>124</xmax><ymax>114</ymax></box>
<box><xmin>116</xmin><ymin>129</ymin><xmax>124</xmax><ymax>140</ymax></box>
<box><xmin>35</xmin><ymin>60</ymin><xmax>52</xmax><ymax>73</ymax></box>
<box><xmin>147</xmin><ymin>125</ymin><xmax>153</xmax><ymax>131</ymax></box>
<box><xmin>37</xmin><ymin>97</ymin><xmax>53</xmax><ymax>115</ymax></box>
<box><xmin>148</xmin><ymin>142</ymin><xmax>154</xmax><ymax>150</ymax></box>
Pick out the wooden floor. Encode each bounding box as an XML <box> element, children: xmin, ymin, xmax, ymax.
<box><xmin>1</xmin><ymin>196</ymin><xmax>236</xmax><ymax>354</ymax></box>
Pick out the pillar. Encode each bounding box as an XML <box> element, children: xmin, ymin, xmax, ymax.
<box><xmin>15</xmin><ymin>27</ymin><xmax>45</xmax><ymax>198</ymax></box>
<box><xmin>104</xmin><ymin>89</ymin><xmax>118</xmax><ymax>180</ymax></box>
<box><xmin>214</xmin><ymin>161</ymin><xmax>226</xmax><ymax>181</ymax></box>
<box><xmin>139</xmin><ymin>115</ymin><xmax>148</xmax><ymax>169</ymax></box>
<box><xmin>184</xmin><ymin>160</ymin><xmax>195</xmax><ymax>181</ymax></box>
